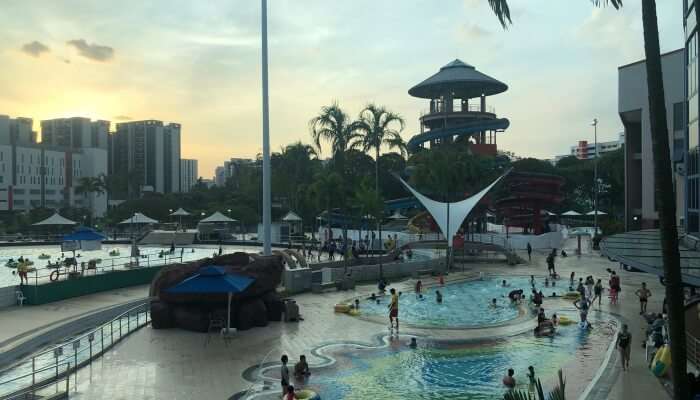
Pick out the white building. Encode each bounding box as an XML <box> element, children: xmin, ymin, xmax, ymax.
<box><xmin>111</xmin><ymin>120</ymin><xmax>181</xmax><ymax>194</ymax></box>
<box><xmin>618</xmin><ymin>49</ymin><xmax>685</xmax><ymax>230</ymax></box>
<box><xmin>180</xmin><ymin>159</ymin><xmax>198</xmax><ymax>192</ymax></box>
<box><xmin>552</xmin><ymin>133</ymin><xmax>625</xmax><ymax>164</ymax></box>
<box><xmin>0</xmin><ymin>115</ymin><xmax>108</xmax><ymax>216</ymax></box>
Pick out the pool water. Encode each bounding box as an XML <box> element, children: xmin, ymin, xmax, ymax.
<box><xmin>360</xmin><ymin>276</ymin><xmax>559</xmax><ymax>327</ymax></box>
<box><xmin>261</xmin><ymin>311</ymin><xmax>617</xmax><ymax>400</ymax></box>
<box><xmin>0</xmin><ymin>244</ymin><xmax>262</xmax><ymax>288</ymax></box>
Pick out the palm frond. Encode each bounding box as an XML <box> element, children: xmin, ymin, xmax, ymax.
<box><xmin>487</xmin><ymin>0</ymin><xmax>512</xmax><ymax>28</ymax></box>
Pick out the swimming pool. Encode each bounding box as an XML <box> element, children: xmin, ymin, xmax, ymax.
<box><xmin>358</xmin><ymin>276</ymin><xmax>559</xmax><ymax>328</ymax></box>
<box><xmin>244</xmin><ymin>310</ymin><xmax>617</xmax><ymax>399</ymax></box>
<box><xmin>0</xmin><ymin>244</ymin><xmax>262</xmax><ymax>288</ymax></box>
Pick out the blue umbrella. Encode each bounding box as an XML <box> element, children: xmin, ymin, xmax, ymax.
<box><xmin>166</xmin><ymin>266</ymin><xmax>255</xmax><ymax>332</ymax></box>
<box><xmin>62</xmin><ymin>228</ymin><xmax>106</xmax><ymax>242</ymax></box>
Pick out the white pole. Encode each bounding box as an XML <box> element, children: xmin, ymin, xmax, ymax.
<box><xmin>592</xmin><ymin>118</ymin><xmax>599</xmax><ymax>236</ymax></box>
<box><xmin>261</xmin><ymin>0</ymin><xmax>272</xmax><ymax>256</ymax></box>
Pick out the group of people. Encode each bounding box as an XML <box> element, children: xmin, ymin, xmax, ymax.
<box><xmin>279</xmin><ymin>354</ymin><xmax>311</xmax><ymax>399</ymax></box>
<box><xmin>503</xmin><ymin>365</ymin><xmax>538</xmax><ymax>392</ymax></box>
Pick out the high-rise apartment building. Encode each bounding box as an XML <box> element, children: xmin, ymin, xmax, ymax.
<box><xmin>180</xmin><ymin>159</ymin><xmax>198</xmax><ymax>192</ymax></box>
<box><xmin>0</xmin><ymin>115</ymin><xmax>109</xmax><ymax>216</ymax></box>
<box><xmin>110</xmin><ymin>120</ymin><xmax>181</xmax><ymax>195</ymax></box>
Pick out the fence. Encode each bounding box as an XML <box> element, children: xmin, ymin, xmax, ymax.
<box><xmin>0</xmin><ymin>302</ymin><xmax>150</xmax><ymax>399</ymax></box>
<box><xmin>687</xmin><ymin>331</ymin><xmax>700</xmax><ymax>368</ymax></box>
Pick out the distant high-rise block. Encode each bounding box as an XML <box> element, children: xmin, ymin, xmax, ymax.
<box><xmin>180</xmin><ymin>159</ymin><xmax>198</xmax><ymax>192</ymax></box>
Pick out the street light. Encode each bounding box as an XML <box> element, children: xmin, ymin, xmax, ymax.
<box><xmin>591</xmin><ymin>118</ymin><xmax>599</xmax><ymax>236</ymax></box>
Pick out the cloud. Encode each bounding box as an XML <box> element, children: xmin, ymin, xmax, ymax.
<box><xmin>66</xmin><ymin>39</ymin><xmax>114</xmax><ymax>62</ymax></box>
<box><xmin>21</xmin><ymin>41</ymin><xmax>50</xmax><ymax>57</ymax></box>
<box><xmin>457</xmin><ymin>23</ymin><xmax>491</xmax><ymax>40</ymax></box>
<box><xmin>113</xmin><ymin>115</ymin><xmax>132</xmax><ymax>121</ymax></box>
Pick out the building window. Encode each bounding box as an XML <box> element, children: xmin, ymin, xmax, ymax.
<box><xmin>674</xmin><ymin>102</ymin><xmax>685</xmax><ymax>131</ymax></box>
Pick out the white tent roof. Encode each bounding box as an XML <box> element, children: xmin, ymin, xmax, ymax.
<box><xmin>586</xmin><ymin>210</ymin><xmax>607</xmax><ymax>216</ymax></box>
<box><xmin>388</xmin><ymin>211</ymin><xmax>408</xmax><ymax>220</ymax></box>
<box><xmin>33</xmin><ymin>213</ymin><xmax>77</xmax><ymax>226</ymax></box>
<box><xmin>170</xmin><ymin>208</ymin><xmax>190</xmax><ymax>216</ymax></box>
<box><xmin>397</xmin><ymin>171</ymin><xmax>509</xmax><ymax>247</ymax></box>
<box><xmin>119</xmin><ymin>213</ymin><xmax>159</xmax><ymax>225</ymax></box>
<box><xmin>543</xmin><ymin>210</ymin><xmax>557</xmax><ymax>216</ymax></box>
<box><xmin>282</xmin><ymin>211</ymin><xmax>302</xmax><ymax>222</ymax></box>
<box><xmin>199</xmin><ymin>211</ymin><xmax>237</xmax><ymax>223</ymax></box>
<box><xmin>561</xmin><ymin>210</ymin><xmax>582</xmax><ymax>216</ymax></box>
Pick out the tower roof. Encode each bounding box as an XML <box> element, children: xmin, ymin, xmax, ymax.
<box><xmin>408</xmin><ymin>59</ymin><xmax>508</xmax><ymax>99</ymax></box>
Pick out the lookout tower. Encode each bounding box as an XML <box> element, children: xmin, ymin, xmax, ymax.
<box><xmin>407</xmin><ymin>59</ymin><xmax>510</xmax><ymax>156</ymax></box>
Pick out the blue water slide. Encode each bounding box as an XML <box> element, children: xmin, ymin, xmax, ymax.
<box><xmin>407</xmin><ymin>118</ymin><xmax>510</xmax><ymax>152</ymax></box>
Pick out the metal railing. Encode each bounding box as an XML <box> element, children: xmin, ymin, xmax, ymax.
<box><xmin>0</xmin><ymin>302</ymin><xmax>150</xmax><ymax>399</ymax></box>
<box><xmin>687</xmin><ymin>331</ymin><xmax>700</xmax><ymax>368</ymax></box>
<box><xmin>26</xmin><ymin>252</ymin><xmax>184</xmax><ymax>286</ymax></box>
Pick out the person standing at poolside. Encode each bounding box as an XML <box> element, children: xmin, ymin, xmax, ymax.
<box><xmin>569</xmin><ymin>271</ymin><xmax>575</xmax><ymax>291</ymax></box>
<box><xmin>526</xmin><ymin>242</ymin><xmax>532</xmax><ymax>262</ymax></box>
<box><xmin>617</xmin><ymin>324</ymin><xmax>632</xmax><ymax>371</ymax></box>
<box><xmin>280</xmin><ymin>355</ymin><xmax>290</xmax><ymax>395</ymax></box>
<box><xmin>592</xmin><ymin>279</ymin><xmax>604</xmax><ymax>308</ymax></box>
<box><xmin>389</xmin><ymin>288</ymin><xmax>399</xmax><ymax>332</ymax></box>
<box><xmin>574</xmin><ymin>297</ymin><xmax>590</xmax><ymax>328</ymax></box>
<box><xmin>527</xmin><ymin>366</ymin><xmax>536</xmax><ymax>393</ymax></box>
<box><xmin>635</xmin><ymin>282</ymin><xmax>652</xmax><ymax>315</ymax></box>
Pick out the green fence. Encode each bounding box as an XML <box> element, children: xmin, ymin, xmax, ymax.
<box><xmin>21</xmin><ymin>267</ymin><xmax>163</xmax><ymax>305</ymax></box>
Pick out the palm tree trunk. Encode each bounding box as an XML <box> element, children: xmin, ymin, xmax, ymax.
<box><xmin>641</xmin><ymin>1</ymin><xmax>688</xmax><ymax>398</ymax></box>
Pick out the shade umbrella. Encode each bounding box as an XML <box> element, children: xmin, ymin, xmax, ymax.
<box><xmin>118</xmin><ymin>213</ymin><xmax>159</xmax><ymax>225</ymax></box>
<box><xmin>586</xmin><ymin>210</ymin><xmax>607</xmax><ymax>216</ymax></box>
<box><xmin>166</xmin><ymin>266</ymin><xmax>255</xmax><ymax>333</ymax></box>
<box><xmin>199</xmin><ymin>211</ymin><xmax>237</xmax><ymax>223</ymax></box>
<box><xmin>388</xmin><ymin>211</ymin><xmax>408</xmax><ymax>220</ymax></box>
<box><xmin>170</xmin><ymin>208</ymin><xmax>191</xmax><ymax>229</ymax></box>
<box><xmin>561</xmin><ymin>210</ymin><xmax>582</xmax><ymax>216</ymax></box>
<box><xmin>33</xmin><ymin>213</ymin><xmax>77</xmax><ymax>226</ymax></box>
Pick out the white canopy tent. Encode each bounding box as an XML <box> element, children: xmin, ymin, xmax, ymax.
<box><xmin>586</xmin><ymin>210</ymin><xmax>607</xmax><ymax>216</ymax></box>
<box><xmin>32</xmin><ymin>213</ymin><xmax>77</xmax><ymax>226</ymax></box>
<box><xmin>561</xmin><ymin>210</ymin><xmax>582</xmax><ymax>216</ymax></box>
<box><xmin>170</xmin><ymin>208</ymin><xmax>191</xmax><ymax>216</ymax></box>
<box><xmin>396</xmin><ymin>171</ymin><xmax>510</xmax><ymax>247</ymax></box>
<box><xmin>119</xmin><ymin>213</ymin><xmax>159</xmax><ymax>225</ymax></box>
<box><xmin>199</xmin><ymin>211</ymin><xmax>237</xmax><ymax>224</ymax></box>
<box><xmin>281</xmin><ymin>211</ymin><xmax>302</xmax><ymax>222</ymax></box>
<box><xmin>387</xmin><ymin>211</ymin><xmax>408</xmax><ymax>220</ymax></box>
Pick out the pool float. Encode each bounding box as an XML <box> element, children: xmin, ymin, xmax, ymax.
<box><xmin>348</xmin><ymin>308</ymin><xmax>360</xmax><ymax>316</ymax></box>
<box><xmin>557</xmin><ymin>316</ymin><xmax>574</xmax><ymax>326</ymax></box>
<box><xmin>38</xmin><ymin>254</ymin><xmax>51</xmax><ymax>260</ymax></box>
<box><xmin>334</xmin><ymin>304</ymin><xmax>350</xmax><ymax>313</ymax></box>
<box><xmin>5</xmin><ymin>261</ymin><xmax>18</xmax><ymax>269</ymax></box>
<box><xmin>651</xmin><ymin>345</ymin><xmax>671</xmax><ymax>377</ymax></box>
<box><xmin>109</xmin><ymin>250</ymin><xmax>120</xmax><ymax>257</ymax></box>
<box><xmin>295</xmin><ymin>389</ymin><xmax>320</xmax><ymax>400</ymax></box>
<box><xmin>562</xmin><ymin>292</ymin><xmax>581</xmax><ymax>300</ymax></box>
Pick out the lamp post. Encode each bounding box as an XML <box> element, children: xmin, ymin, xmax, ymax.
<box><xmin>591</xmin><ymin>118</ymin><xmax>599</xmax><ymax>236</ymax></box>
<box><xmin>261</xmin><ymin>0</ymin><xmax>272</xmax><ymax>256</ymax></box>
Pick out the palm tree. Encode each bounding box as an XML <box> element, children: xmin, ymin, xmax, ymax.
<box><xmin>75</xmin><ymin>176</ymin><xmax>106</xmax><ymax>226</ymax></box>
<box><xmin>309</xmin><ymin>102</ymin><xmax>362</xmax><ymax>176</ymax></box>
<box><xmin>489</xmin><ymin>1</ymin><xmax>687</xmax><ymax>398</ymax></box>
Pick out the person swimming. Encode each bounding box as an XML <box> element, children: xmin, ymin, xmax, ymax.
<box><xmin>436</xmin><ymin>290</ymin><xmax>443</xmax><ymax>304</ymax></box>
<box><xmin>508</xmin><ymin>289</ymin><xmax>524</xmax><ymax>303</ymax></box>
<box><xmin>501</xmin><ymin>280</ymin><xmax>509</xmax><ymax>287</ymax></box>
<box><xmin>490</xmin><ymin>298</ymin><xmax>498</xmax><ymax>308</ymax></box>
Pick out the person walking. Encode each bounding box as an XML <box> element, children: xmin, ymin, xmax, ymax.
<box><xmin>280</xmin><ymin>355</ymin><xmax>290</xmax><ymax>395</ymax></box>
<box><xmin>617</xmin><ymin>324</ymin><xmax>632</xmax><ymax>371</ymax></box>
<box><xmin>592</xmin><ymin>279</ymin><xmax>604</xmax><ymax>308</ymax></box>
<box><xmin>635</xmin><ymin>282</ymin><xmax>652</xmax><ymax>315</ymax></box>
<box><xmin>388</xmin><ymin>288</ymin><xmax>399</xmax><ymax>333</ymax></box>
<box><xmin>526</xmin><ymin>243</ymin><xmax>532</xmax><ymax>262</ymax></box>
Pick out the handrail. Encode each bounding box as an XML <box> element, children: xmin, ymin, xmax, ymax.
<box><xmin>0</xmin><ymin>302</ymin><xmax>150</xmax><ymax>398</ymax></box>
<box><xmin>1</xmin><ymin>362</ymin><xmax>72</xmax><ymax>400</ymax></box>
<box><xmin>687</xmin><ymin>331</ymin><xmax>700</xmax><ymax>368</ymax></box>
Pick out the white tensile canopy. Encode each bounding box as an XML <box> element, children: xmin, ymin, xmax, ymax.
<box><xmin>561</xmin><ymin>210</ymin><xmax>583</xmax><ymax>216</ymax></box>
<box><xmin>388</xmin><ymin>211</ymin><xmax>408</xmax><ymax>220</ymax></box>
<box><xmin>33</xmin><ymin>213</ymin><xmax>77</xmax><ymax>226</ymax></box>
<box><xmin>282</xmin><ymin>211</ymin><xmax>302</xmax><ymax>222</ymax></box>
<box><xmin>396</xmin><ymin>171</ymin><xmax>510</xmax><ymax>247</ymax></box>
<box><xmin>170</xmin><ymin>208</ymin><xmax>191</xmax><ymax>216</ymax></box>
<box><xmin>119</xmin><ymin>213</ymin><xmax>159</xmax><ymax>225</ymax></box>
<box><xmin>586</xmin><ymin>210</ymin><xmax>607</xmax><ymax>216</ymax></box>
<box><xmin>199</xmin><ymin>211</ymin><xmax>237</xmax><ymax>223</ymax></box>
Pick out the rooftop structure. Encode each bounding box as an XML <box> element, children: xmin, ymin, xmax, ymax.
<box><xmin>407</xmin><ymin>60</ymin><xmax>510</xmax><ymax>155</ymax></box>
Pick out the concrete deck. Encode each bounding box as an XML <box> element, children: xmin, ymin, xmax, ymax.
<box><xmin>0</xmin><ymin>237</ymin><xmax>674</xmax><ymax>399</ymax></box>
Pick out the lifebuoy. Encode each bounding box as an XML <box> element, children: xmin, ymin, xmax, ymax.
<box><xmin>50</xmin><ymin>270</ymin><xmax>59</xmax><ymax>282</ymax></box>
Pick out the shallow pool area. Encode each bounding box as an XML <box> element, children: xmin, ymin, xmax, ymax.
<box><xmin>0</xmin><ymin>244</ymin><xmax>262</xmax><ymax>288</ymax></box>
<box><xmin>358</xmin><ymin>276</ymin><xmax>559</xmax><ymax>328</ymax></box>
<box><xmin>249</xmin><ymin>310</ymin><xmax>617</xmax><ymax>400</ymax></box>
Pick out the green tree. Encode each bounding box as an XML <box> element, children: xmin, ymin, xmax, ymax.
<box><xmin>489</xmin><ymin>1</ymin><xmax>688</xmax><ymax>398</ymax></box>
<box><xmin>309</xmin><ymin>102</ymin><xmax>362</xmax><ymax>177</ymax></box>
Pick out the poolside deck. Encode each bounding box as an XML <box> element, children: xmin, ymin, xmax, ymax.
<box><xmin>0</xmin><ymin>237</ymin><xmax>672</xmax><ymax>399</ymax></box>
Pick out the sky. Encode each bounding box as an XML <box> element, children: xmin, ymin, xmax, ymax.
<box><xmin>0</xmin><ymin>0</ymin><xmax>685</xmax><ymax>178</ymax></box>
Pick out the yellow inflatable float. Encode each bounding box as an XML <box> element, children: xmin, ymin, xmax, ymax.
<box><xmin>348</xmin><ymin>308</ymin><xmax>360</xmax><ymax>316</ymax></box>
<box><xmin>295</xmin><ymin>389</ymin><xmax>320</xmax><ymax>400</ymax></box>
<box><xmin>651</xmin><ymin>345</ymin><xmax>671</xmax><ymax>377</ymax></box>
<box><xmin>558</xmin><ymin>316</ymin><xmax>574</xmax><ymax>326</ymax></box>
<box><xmin>334</xmin><ymin>304</ymin><xmax>350</xmax><ymax>313</ymax></box>
<box><xmin>562</xmin><ymin>292</ymin><xmax>581</xmax><ymax>300</ymax></box>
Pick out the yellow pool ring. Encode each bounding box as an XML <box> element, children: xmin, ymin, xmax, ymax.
<box><xmin>558</xmin><ymin>316</ymin><xmax>574</xmax><ymax>325</ymax></box>
<box><xmin>334</xmin><ymin>304</ymin><xmax>350</xmax><ymax>313</ymax></box>
<box><xmin>296</xmin><ymin>389</ymin><xmax>320</xmax><ymax>400</ymax></box>
<box><xmin>348</xmin><ymin>308</ymin><xmax>360</xmax><ymax>316</ymax></box>
<box><xmin>652</xmin><ymin>345</ymin><xmax>671</xmax><ymax>377</ymax></box>
<box><xmin>562</xmin><ymin>292</ymin><xmax>581</xmax><ymax>300</ymax></box>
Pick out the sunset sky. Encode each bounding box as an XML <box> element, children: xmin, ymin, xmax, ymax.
<box><xmin>0</xmin><ymin>0</ymin><xmax>684</xmax><ymax>177</ymax></box>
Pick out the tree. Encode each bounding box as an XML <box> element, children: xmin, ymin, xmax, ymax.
<box><xmin>489</xmin><ymin>1</ymin><xmax>688</xmax><ymax>398</ymax></box>
<box><xmin>309</xmin><ymin>102</ymin><xmax>362</xmax><ymax>176</ymax></box>
<box><xmin>75</xmin><ymin>176</ymin><xmax>106</xmax><ymax>226</ymax></box>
